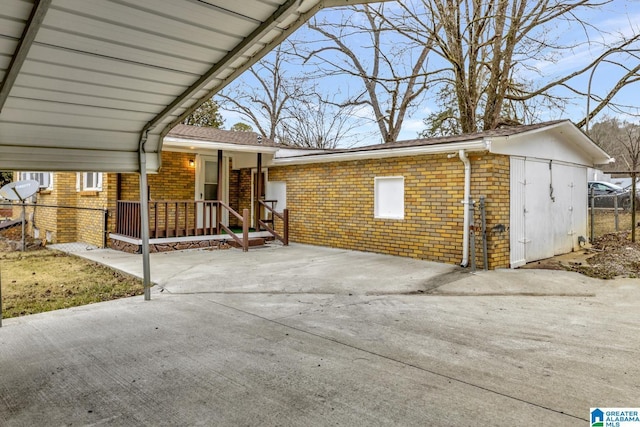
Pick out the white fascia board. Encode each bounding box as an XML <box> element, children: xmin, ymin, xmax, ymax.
<box><xmin>271</xmin><ymin>140</ymin><xmax>488</xmax><ymax>165</ymax></box>
<box><xmin>275</xmin><ymin>148</ymin><xmax>328</xmax><ymax>157</ymax></box>
<box><xmin>541</xmin><ymin>121</ymin><xmax>612</xmax><ymax>164</ymax></box>
<box><xmin>488</xmin><ymin>122</ymin><xmax>613</xmax><ymax>166</ymax></box>
<box><xmin>163</xmin><ymin>136</ymin><xmax>279</xmax><ymax>154</ymax></box>
<box><xmin>323</xmin><ymin>0</ymin><xmax>393</xmax><ymax>6</ymax></box>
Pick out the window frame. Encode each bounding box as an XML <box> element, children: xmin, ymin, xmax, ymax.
<box><xmin>20</xmin><ymin>172</ymin><xmax>53</xmax><ymax>190</ymax></box>
<box><xmin>374</xmin><ymin>176</ymin><xmax>405</xmax><ymax>220</ymax></box>
<box><xmin>77</xmin><ymin>172</ymin><xmax>103</xmax><ymax>191</ymax></box>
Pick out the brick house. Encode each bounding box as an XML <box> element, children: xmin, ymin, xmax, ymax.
<box><xmin>11</xmin><ymin>172</ymin><xmax>114</xmax><ymax>247</ymax></box>
<box><xmin>13</xmin><ymin>125</ymin><xmax>283</xmax><ymax>251</ymax></box>
<box><xmin>12</xmin><ymin>120</ymin><xmax>610</xmax><ymax>269</ymax></box>
<box><xmin>268</xmin><ymin>120</ymin><xmax>610</xmax><ymax>269</ymax></box>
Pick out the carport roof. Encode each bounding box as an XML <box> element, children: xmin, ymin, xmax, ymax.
<box><xmin>0</xmin><ymin>0</ymin><xmax>383</xmax><ymax>173</ymax></box>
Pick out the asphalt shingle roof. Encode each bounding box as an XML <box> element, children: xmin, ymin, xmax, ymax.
<box><xmin>328</xmin><ymin>120</ymin><xmax>571</xmax><ymax>154</ymax></box>
<box><xmin>167</xmin><ymin>125</ymin><xmax>279</xmax><ymax>147</ymax></box>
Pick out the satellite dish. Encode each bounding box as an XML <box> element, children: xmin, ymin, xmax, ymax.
<box><xmin>0</xmin><ymin>180</ymin><xmax>40</xmax><ymax>201</ymax></box>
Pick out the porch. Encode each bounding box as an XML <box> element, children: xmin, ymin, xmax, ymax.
<box><xmin>110</xmin><ymin>199</ymin><xmax>288</xmax><ymax>253</ymax></box>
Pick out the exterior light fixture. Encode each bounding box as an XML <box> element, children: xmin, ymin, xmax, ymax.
<box><xmin>189</xmin><ymin>159</ymin><xmax>195</xmax><ymax>167</ymax></box>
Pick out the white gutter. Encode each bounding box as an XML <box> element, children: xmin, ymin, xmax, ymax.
<box><xmin>163</xmin><ymin>137</ymin><xmax>280</xmax><ymax>154</ymax></box>
<box><xmin>272</xmin><ymin>140</ymin><xmax>488</xmax><ymax>165</ymax></box>
<box><xmin>459</xmin><ymin>150</ymin><xmax>471</xmax><ymax>268</ymax></box>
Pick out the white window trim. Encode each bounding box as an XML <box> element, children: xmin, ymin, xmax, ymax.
<box><xmin>20</xmin><ymin>172</ymin><xmax>53</xmax><ymax>190</ymax></box>
<box><xmin>80</xmin><ymin>172</ymin><xmax>103</xmax><ymax>191</ymax></box>
<box><xmin>374</xmin><ymin>176</ymin><xmax>405</xmax><ymax>220</ymax></box>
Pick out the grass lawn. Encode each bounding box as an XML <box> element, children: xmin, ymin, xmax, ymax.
<box><xmin>1</xmin><ymin>247</ymin><xmax>143</xmax><ymax>319</ymax></box>
<box><xmin>589</xmin><ymin>210</ymin><xmax>636</xmax><ymax>238</ymax></box>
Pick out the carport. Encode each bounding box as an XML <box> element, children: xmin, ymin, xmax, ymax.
<box><xmin>0</xmin><ymin>0</ymin><xmax>385</xmax><ymax>298</ymax></box>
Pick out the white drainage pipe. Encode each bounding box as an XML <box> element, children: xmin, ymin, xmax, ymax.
<box><xmin>459</xmin><ymin>150</ymin><xmax>471</xmax><ymax>267</ymax></box>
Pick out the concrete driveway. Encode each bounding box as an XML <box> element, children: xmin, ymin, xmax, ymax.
<box><xmin>1</xmin><ymin>243</ymin><xmax>638</xmax><ymax>426</ymax></box>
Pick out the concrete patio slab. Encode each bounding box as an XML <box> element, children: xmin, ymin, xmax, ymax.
<box><xmin>1</xmin><ymin>244</ymin><xmax>638</xmax><ymax>426</ymax></box>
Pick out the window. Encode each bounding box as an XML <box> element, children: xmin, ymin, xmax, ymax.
<box><xmin>374</xmin><ymin>176</ymin><xmax>404</xmax><ymax>220</ymax></box>
<box><xmin>20</xmin><ymin>172</ymin><xmax>52</xmax><ymax>189</ymax></box>
<box><xmin>77</xmin><ymin>172</ymin><xmax>103</xmax><ymax>191</ymax></box>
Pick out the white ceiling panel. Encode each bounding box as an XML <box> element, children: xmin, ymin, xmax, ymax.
<box><xmin>34</xmin><ymin>28</ymin><xmax>213</xmax><ymax>74</ymax></box>
<box><xmin>42</xmin><ymin>10</ymin><xmax>229</xmax><ymax>65</ymax></box>
<box><xmin>51</xmin><ymin>0</ymin><xmax>243</xmax><ymax>49</ymax></box>
<box><xmin>11</xmin><ymin>86</ymin><xmax>163</xmax><ymax>112</ymax></box>
<box><xmin>0</xmin><ymin>17</ymin><xmax>27</xmax><ymax>39</ymax></box>
<box><xmin>12</xmin><ymin>74</ymin><xmax>178</xmax><ymax>105</ymax></box>
<box><xmin>19</xmin><ymin>61</ymin><xmax>185</xmax><ymax>95</ymax></box>
<box><xmin>0</xmin><ymin>0</ymin><xmax>389</xmax><ymax>173</ymax></box>
<box><xmin>5</xmin><ymin>97</ymin><xmax>153</xmax><ymax>128</ymax></box>
<box><xmin>0</xmin><ymin>122</ymin><xmax>138</xmax><ymax>149</ymax></box>
<box><xmin>3</xmin><ymin>0</ymin><xmax>35</xmax><ymax>16</ymax></box>
<box><xmin>0</xmin><ymin>38</ymin><xmax>20</xmax><ymax>57</ymax></box>
<box><xmin>26</xmin><ymin>44</ymin><xmax>198</xmax><ymax>85</ymax></box>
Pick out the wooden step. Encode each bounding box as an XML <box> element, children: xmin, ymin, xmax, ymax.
<box><xmin>226</xmin><ymin>238</ymin><xmax>265</xmax><ymax>249</ymax></box>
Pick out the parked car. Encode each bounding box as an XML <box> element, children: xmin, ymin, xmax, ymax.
<box><xmin>588</xmin><ymin>181</ymin><xmax>640</xmax><ymax>210</ymax></box>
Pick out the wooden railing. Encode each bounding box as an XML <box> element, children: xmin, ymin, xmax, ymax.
<box><xmin>219</xmin><ymin>202</ymin><xmax>249</xmax><ymax>252</ymax></box>
<box><xmin>115</xmin><ymin>200</ymin><xmax>250</xmax><ymax>251</ymax></box>
<box><xmin>116</xmin><ymin>201</ymin><xmax>142</xmax><ymax>238</ymax></box>
<box><xmin>258</xmin><ymin>200</ymin><xmax>289</xmax><ymax>245</ymax></box>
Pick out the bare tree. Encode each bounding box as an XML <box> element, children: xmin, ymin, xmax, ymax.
<box><xmin>389</xmin><ymin>0</ymin><xmax>640</xmax><ymax>134</ymax></box>
<box><xmin>590</xmin><ymin>117</ymin><xmax>640</xmax><ymax>241</ymax></box>
<box><xmin>219</xmin><ymin>1</ymin><xmax>639</xmax><ymax>142</ymax></box>
<box><xmin>298</xmin><ymin>3</ymin><xmax>436</xmax><ymax>143</ymax></box>
<box><xmin>217</xmin><ymin>44</ymin><xmax>300</xmax><ymax>141</ymax></box>
<box><xmin>301</xmin><ymin>1</ymin><xmax>639</xmax><ymax>136</ymax></box>
<box><xmin>279</xmin><ymin>95</ymin><xmax>369</xmax><ymax>149</ymax></box>
<box><xmin>217</xmin><ymin>43</ymin><xmax>371</xmax><ymax>147</ymax></box>
<box><xmin>619</xmin><ymin>125</ymin><xmax>640</xmax><ymax>242</ymax></box>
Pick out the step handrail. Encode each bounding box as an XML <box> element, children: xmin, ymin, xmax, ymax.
<box><xmin>219</xmin><ymin>201</ymin><xmax>249</xmax><ymax>252</ymax></box>
<box><xmin>258</xmin><ymin>200</ymin><xmax>288</xmax><ymax>245</ymax></box>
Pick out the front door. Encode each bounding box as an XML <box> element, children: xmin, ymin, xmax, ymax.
<box><xmin>195</xmin><ymin>154</ymin><xmax>228</xmax><ymax>228</ymax></box>
<box><xmin>250</xmin><ymin>168</ymin><xmax>267</xmax><ymax>228</ymax></box>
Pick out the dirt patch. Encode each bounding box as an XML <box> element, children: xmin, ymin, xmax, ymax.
<box><xmin>524</xmin><ymin>231</ymin><xmax>640</xmax><ymax>280</ymax></box>
<box><xmin>568</xmin><ymin>232</ymin><xmax>640</xmax><ymax>279</ymax></box>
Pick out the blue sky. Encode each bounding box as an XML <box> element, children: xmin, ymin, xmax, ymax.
<box><xmin>218</xmin><ymin>0</ymin><xmax>640</xmax><ymax>145</ymax></box>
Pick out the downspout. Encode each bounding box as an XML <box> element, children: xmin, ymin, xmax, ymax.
<box><xmin>459</xmin><ymin>150</ymin><xmax>471</xmax><ymax>267</ymax></box>
<box><xmin>139</xmin><ymin>130</ymin><xmax>151</xmax><ymax>301</ymax></box>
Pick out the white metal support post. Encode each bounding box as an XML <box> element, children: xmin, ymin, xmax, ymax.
<box><xmin>139</xmin><ymin>135</ymin><xmax>151</xmax><ymax>300</ymax></box>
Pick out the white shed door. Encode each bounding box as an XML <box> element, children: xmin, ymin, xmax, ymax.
<box><xmin>551</xmin><ymin>163</ymin><xmax>586</xmax><ymax>255</ymax></box>
<box><xmin>510</xmin><ymin>158</ymin><xmax>586</xmax><ymax>267</ymax></box>
<box><xmin>523</xmin><ymin>159</ymin><xmax>554</xmax><ymax>262</ymax></box>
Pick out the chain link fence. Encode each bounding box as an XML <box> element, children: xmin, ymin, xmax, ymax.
<box><xmin>589</xmin><ymin>209</ymin><xmax>637</xmax><ymax>241</ymax></box>
<box><xmin>0</xmin><ymin>202</ymin><xmax>108</xmax><ymax>252</ymax></box>
<box><xmin>588</xmin><ymin>191</ymin><xmax>638</xmax><ymax>241</ymax></box>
